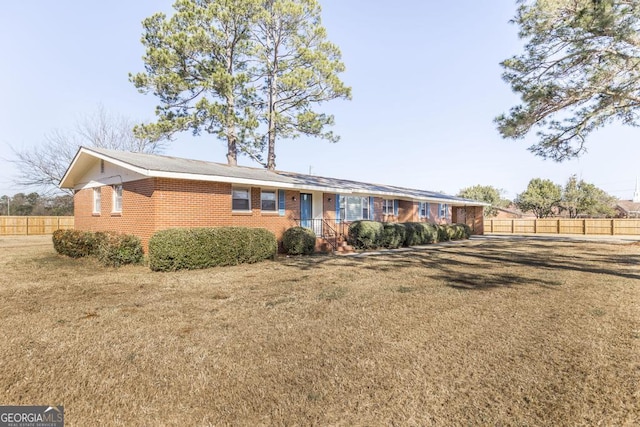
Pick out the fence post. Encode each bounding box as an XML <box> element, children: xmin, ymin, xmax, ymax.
<box><xmin>534</xmin><ymin>219</ymin><xmax>537</xmax><ymax>234</ymax></box>
<box><xmin>511</xmin><ymin>220</ymin><xmax>515</xmax><ymax>234</ymax></box>
<box><xmin>25</xmin><ymin>217</ymin><xmax>29</xmax><ymax>236</ymax></box>
<box><xmin>612</xmin><ymin>219</ymin><xmax>616</xmax><ymax>236</ymax></box>
<box><xmin>583</xmin><ymin>219</ymin><xmax>587</xmax><ymax>235</ymax></box>
<box><xmin>557</xmin><ymin>219</ymin><xmax>560</xmax><ymax>234</ymax></box>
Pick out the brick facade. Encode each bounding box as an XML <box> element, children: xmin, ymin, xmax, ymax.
<box><xmin>75</xmin><ymin>178</ymin><xmax>480</xmax><ymax>252</ymax></box>
<box><xmin>75</xmin><ymin>178</ymin><xmax>303</xmax><ymax>251</ymax></box>
<box><xmin>451</xmin><ymin>205</ymin><xmax>485</xmax><ymax>234</ymax></box>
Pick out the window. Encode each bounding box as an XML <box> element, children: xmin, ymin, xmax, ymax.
<box><xmin>439</xmin><ymin>203</ymin><xmax>448</xmax><ymax>219</ymax></box>
<box><xmin>420</xmin><ymin>202</ymin><xmax>430</xmax><ymax>218</ymax></box>
<box><xmin>382</xmin><ymin>199</ymin><xmax>394</xmax><ymax>215</ymax></box>
<box><xmin>112</xmin><ymin>184</ymin><xmax>123</xmax><ymax>213</ymax></box>
<box><xmin>339</xmin><ymin>196</ymin><xmax>371</xmax><ymax>221</ymax></box>
<box><xmin>261</xmin><ymin>190</ymin><xmax>277</xmax><ymax>212</ymax></box>
<box><xmin>93</xmin><ymin>187</ymin><xmax>101</xmax><ymax>214</ymax></box>
<box><xmin>232</xmin><ymin>188</ymin><xmax>251</xmax><ymax>211</ymax></box>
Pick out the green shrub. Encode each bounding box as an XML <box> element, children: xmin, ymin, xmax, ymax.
<box><xmin>403</xmin><ymin>222</ymin><xmax>439</xmax><ymax>246</ymax></box>
<box><xmin>437</xmin><ymin>224</ymin><xmax>450</xmax><ymax>242</ymax></box>
<box><xmin>282</xmin><ymin>226</ymin><xmax>316</xmax><ymax>255</ymax></box>
<box><xmin>381</xmin><ymin>223</ymin><xmax>406</xmax><ymax>249</ymax></box>
<box><xmin>148</xmin><ymin>227</ymin><xmax>277</xmax><ymax>272</ymax></box>
<box><xmin>459</xmin><ymin>223</ymin><xmax>472</xmax><ymax>239</ymax></box>
<box><xmin>53</xmin><ymin>229</ymin><xmax>144</xmax><ymax>266</ymax></box>
<box><xmin>52</xmin><ymin>229</ymin><xmax>99</xmax><ymax>258</ymax></box>
<box><xmin>348</xmin><ymin>220</ymin><xmax>384</xmax><ymax>249</ymax></box>
<box><xmin>96</xmin><ymin>232</ymin><xmax>144</xmax><ymax>267</ymax></box>
<box><xmin>441</xmin><ymin>224</ymin><xmax>472</xmax><ymax>240</ymax></box>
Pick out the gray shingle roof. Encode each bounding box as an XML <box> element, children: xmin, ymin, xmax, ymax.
<box><xmin>87</xmin><ymin>147</ymin><xmax>298</xmax><ymax>184</ymax></box>
<box><xmin>75</xmin><ymin>147</ymin><xmax>485</xmax><ymax>205</ymax></box>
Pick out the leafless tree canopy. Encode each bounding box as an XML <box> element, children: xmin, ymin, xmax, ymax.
<box><xmin>10</xmin><ymin>106</ymin><xmax>166</xmax><ymax>194</ymax></box>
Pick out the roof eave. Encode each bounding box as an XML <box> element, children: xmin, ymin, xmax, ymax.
<box><xmin>61</xmin><ymin>148</ymin><xmax>489</xmax><ymax>206</ymax></box>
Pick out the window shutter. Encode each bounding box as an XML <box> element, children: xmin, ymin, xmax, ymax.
<box><xmin>394</xmin><ymin>199</ymin><xmax>399</xmax><ymax>216</ymax></box>
<box><xmin>335</xmin><ymin>194</ymin><xmax>341</xmax><ymax>223</ymax></box>
<box><xmin>278</xmin><ymin>190</ymin><xmax>285</xmax><ymax>216</ymax></box>
<box><xmin>369</xmin><ymin>196</ymin><xmax>375</xmax><ymax>220</ymax></box>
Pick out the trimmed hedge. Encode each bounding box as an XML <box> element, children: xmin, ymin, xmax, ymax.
<box><xmin>52</xmin><ymin>229</ymin><xmax>143</xmax><ymax>266</ymax></box>
<box><xmin>282</xmin><ymin>226</ymin><xmax>316</xmax><ymax>255</ymax></box>
<box><xmin>52</xmin><ymin>229</ymin><xmax>100</xmax><ymax>258</ymax></box>
<box><xmin>381</xmin><ymin>223</ymin><xmax>406</xmax><ymax>249</ymax></box>
<box><xmin>441</xmin><ymin>223</ymin><xmax>471</xmax><ymax>240</ymax></box>
<box><xmin>403</xmin><ymin>222</ymin><xmax>439</xmax><ymax>246</ymax></box>
<box><xmin>348</xmin><ymin>220</ymin><xmax>384</xmax><ymax>249</ymax></box>
<box><xmin>344</xmin><ymin>221</ymin><xmax>471</xmax><ymax>251</ymax></box>
<box><xmin>96</xmin><ymin>232</ymin><xmax>144</xmax><ymax>267</ymax></box>
<box><xmin>148</xmin><ymin>227</ymin><xmax>277</xmax><ymax>272</ymax></box>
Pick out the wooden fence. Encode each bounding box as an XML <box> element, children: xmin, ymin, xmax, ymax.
<box><xmin>485</xmin><ymin>218</ymin><xmax>640</xmax><ymax>236</ymax></box>
<box><xmin>0</xmin><ymin>216</ymin><xmax>74</xmax><ymax>236</ymax></box>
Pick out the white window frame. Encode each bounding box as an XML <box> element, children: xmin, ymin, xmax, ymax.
<box><xmin>420</xmin><ymin>202</ymin><xmax>430</xmax><ymax>219</ymax></box>
<box><xmin>232</xmin><ymin>187</ymin><xmax>251</xmax><ymax>211</ymax></box>
<box><xmin>93</xmin><ymin>187</ymin><xmax>101</xmax><ymax>214</ymax></box>
<box><xmin>112</xmin><ymin>184</ymin><xmax>123</xmax><ymax>213</ymax></box>
<box><xmin>340</xmin><ymin>196</ymin><xmax>370</xmax><ymax>221</ymax></box>
<box><xmin>382</xmin><ymin>199</ymin><xmax>394</xmax><ymax>215</ymax></box>
<box><xmin>439</xmin><ymin>203</ymin><xmax>448</xmax><ymax>219</ymax></box>
<box><xmin>260</xmin><ymin>189</ymin><xmax>277</xmax><ymax>212</ymax></box>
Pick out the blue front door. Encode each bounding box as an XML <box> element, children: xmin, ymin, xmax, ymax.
<box><xmin>300</xmin><ymin>193</ymin><xmax>312</xmax><ymax>229</ymax></box>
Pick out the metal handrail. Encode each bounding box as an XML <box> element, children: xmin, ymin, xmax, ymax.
<box><xmin>295</xmin><ymin>218</ymin><xmax>346</xmax><ymax>251</ymax></box>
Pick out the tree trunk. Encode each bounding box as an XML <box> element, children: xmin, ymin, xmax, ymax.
<box><xmin>266</xmin><ymin>34</ymin><xmax>278</xmax><ymax>171</ymax></box>
<box><xmin>226</xmin><ymin>94</ymin><xmax>238</xmax><ymax>166</ymax></box>
<box><xmin>226</xmin><ymin>134</ymin><xmax>238</xmax><ymax>166</ymax></box>
<box><xmin>266</xmin><ymin>77</ymin><xmax>277</xmax><ymax>170</ymax></box>
<box><xmin>225</xmin><ymin>42</ymin><xmax>238</xmax><ymax>166</ymax></box>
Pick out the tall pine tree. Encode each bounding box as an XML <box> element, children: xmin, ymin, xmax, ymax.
<box><xmin>131</xmin><ymin>0</ymin><xmax>260</xmax><ymax>165</ymax></box>
<box><xmin>131</xmin><ymin>0</ymin><xmax>351</xmax><ymax>169</ymax></box>
<box><xmin>497</xmin><ymin>0</ymin><xmax>640</xmax><ymax>160</ymax></box>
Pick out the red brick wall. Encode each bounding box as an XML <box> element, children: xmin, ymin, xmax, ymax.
<box><xmin>75</xmin><ymin>178</ymin><xmax>301</xmax><ymax>251</ymax></box>
<box><xmin>74</xmin><ymin>179</ymin><xmax>482</xmax><ymax>251</ymax></box>
<box><xmin>74</xmin><ymin>179</ymin><xmax>155</xmax><ymax>242</ymax></box>
<box><xmin>323</xmin><ymin>193</ymin><xmax>337</xmax><ymax>221</ymax></box>
<box><xmin>398</xmin><ymin>200</ymin><xmax>417</xmax><ymax>222</ymax></box>
<box><xmin>396</xmin><ymin>200</ymin><xmax>454</xmax><ymax>224</ymax></box>
<box><xmin>451</xmin><ymin>206</ymin><xmax>484</xmax><ymax>234</ymax></box>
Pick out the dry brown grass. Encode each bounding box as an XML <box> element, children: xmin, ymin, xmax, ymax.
<box><xmin>0</xmin><ymin>235</ymin><xmax>638</xmax><ymax>426</ymax></box>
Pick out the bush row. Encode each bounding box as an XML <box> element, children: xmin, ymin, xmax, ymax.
<box><xmin>52</xmin><ymin>229</ymin><xmax>144</xmax><ymax>267</ymax></box>
<box><xmin>148</xmin><ymin>227</ymin><xmax>277</xmax><ymax>272</ymax></box>
<box><xmin>347</xmin><ymin>221</ymin><xmax>471</xmax><ymax>250</ymax></box>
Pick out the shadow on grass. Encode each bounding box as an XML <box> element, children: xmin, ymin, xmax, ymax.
<box><xmin>278</xmin><ymin>238</ymin><xmax>639</xmax><ymax>291</ymax></box>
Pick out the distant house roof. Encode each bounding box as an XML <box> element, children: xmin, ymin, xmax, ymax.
<box><xmin>617</xmin><ymin>200</ymin><xmax>640</xmax><ymax>215</ymax></box>
<box><xmin>494</xmin><ymin>206</ymin><xmax>536</xmax><ymax>219</ymax></box>
<box><xmin>60</xmin><ymin>147</ymin><xmax>487</xmax><ymax>206</ymax></box>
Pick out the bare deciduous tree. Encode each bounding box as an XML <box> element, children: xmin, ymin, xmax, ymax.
<box><xmin>10</xmin><ymin>106</ymin><xmax>166</xmax><ymax>194</ymax></box>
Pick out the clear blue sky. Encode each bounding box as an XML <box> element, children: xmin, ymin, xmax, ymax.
<box><xmin>1</xmin><ymin>0</ymin><xmax>638</xmax><ymax>200</ymax></box>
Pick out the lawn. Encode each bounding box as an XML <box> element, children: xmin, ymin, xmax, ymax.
<box><xmin>0</xmin><ymin>235</ymin><xmax>638</xmax><ymax>425</ymax></box>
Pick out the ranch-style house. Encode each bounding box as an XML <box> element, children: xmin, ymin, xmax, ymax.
<box><xmin>60</xmin><ymin>147</ymin><xmax>486</xmax><ymax>251</ymax></box>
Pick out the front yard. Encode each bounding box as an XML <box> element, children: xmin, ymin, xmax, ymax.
<box><xmin>0</xmin><ymin>235</ymin><xmax>638</xmax><ymax>425</ymax></box>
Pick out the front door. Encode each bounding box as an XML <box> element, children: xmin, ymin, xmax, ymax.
<box><xmin>300</xmin><ymin>193</ymin><xmax>312</xmax><ymax>229</ymax></box>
